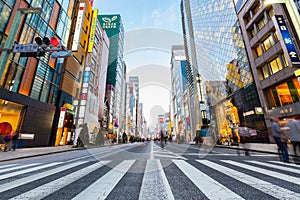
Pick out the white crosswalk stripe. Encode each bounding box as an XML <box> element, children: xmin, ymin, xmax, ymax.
<box><xmin>72</xmin><ymin>160</ymin><xmax>135</xmax><ymax>200</ymax></box>
<box><xmin>1</xmin><ymin>159</ymin><xmax>300</xmax><ymax>199</ymax></box>
<box><xmin>0</xmin><ymin>161</ymin><xmax>88</xmax><ymax>193</ymax></box>
<box><xmin>173</xmin><ymin>160</ymin><xmax>244</xmax><ymax>200</ymax></box>
<box><xmin>221</xmin><ymin>160</ymin><xmax>300</xmax><ymax>185</ymax></box>
<box><xmin>269</xmin><ymin>160</ymin><xmax>300</xmax><ymax>169</ymax></box>
<box><xmin>198</xmin><ymin>160</ymin><xmax>300</xmax><ymax>199</ymax></box>
<box><xmin>0</xmin><ymin>164</ymin><xmax>18</xmax><ymax>169</ymax></box>
<box><xmin>246</xmin><ymin>160</ymin><xmax>300</xmax><ymax>174</ymax></box>
<box><xmin>139</xmin><ymin>159</ymin><xmax>174</xmax><ymax>200</ymax></box>
<box><xmin>0</xmin><ymin>162</ymin><xmax>61</xmax><ymax>180</ymax></box>
<box><xmin>0</xmin><ymin>163</ymin><xmax>40</xmax><ymax>174</ymax></box>
<box><xmin>10</xmin><ymin>161</ymin><xmax>110</xmax><ymax>200</ymax></box>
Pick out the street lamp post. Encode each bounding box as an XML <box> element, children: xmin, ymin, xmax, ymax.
<box><xmin>0</xmin><ymin>7</ymin><xmax>42</xmax><ymax>84</ymax></box>
<box><xmin>263</xmin><ymin>0</ymin><xmax>300</xmax><ymax>41</ymax></box>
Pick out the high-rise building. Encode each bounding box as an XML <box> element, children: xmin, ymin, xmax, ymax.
<box><xmin>170</xmin><ymin>45</ymin><xmax>190</xmax><ymax>142</ymax></box>
<box><xmin>235</xmin><ymin>0</ymin><xmax>300</xmax><ymax>134</ymax></box>
<box><xmin>70</xmin><ymin>8</ymin><xmax>110</xmax><ymax>144</ymax></box>
<box><xmin>98</xmin><ymin>14</ymin><xmax>125</xmax><ymax>135</ymax></box>
<box><xmin>54</xmin><ymin>1</ymin><xmax>93</xmax><ymax>146</ymax></box>
<box><xmin>0</xmin><ymin>0</ymin><xmax>76</xmax><ymax>147</ymax></box>
<box><xmin>129</xmin><ymin>76</ymin><xmax>139</xmax><ymax>136</ymax></box>
<box><xmin>181</xmin><ymin>0</ymin><xmax>267</xmax><ymax>143</ymax></box>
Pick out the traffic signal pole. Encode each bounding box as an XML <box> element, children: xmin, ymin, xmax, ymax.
<box><xmin>0</xmin><ymin>8</ymin><xmax>41</xmax><ymax>84</ymax></box>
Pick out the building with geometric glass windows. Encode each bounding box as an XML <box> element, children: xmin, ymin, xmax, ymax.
<box><xmin>181</xmin><ymin>0</ymin><xmax>267</xmax><ymax>143</ymax></box>
<box><xmin>0</xmin><ymin>0</ymin><xmax>77</xmax><ymax>147</ymax></box>
<box><xmin>235</xmin><ymin>0</ymin><xmax>300</xmax><ymax>134</ymax></box>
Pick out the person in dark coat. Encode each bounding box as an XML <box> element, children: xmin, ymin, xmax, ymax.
<box><xmin>12</xmin><ymin>132</ymin><xmax>19</xmax><ymax>151</ymax></box>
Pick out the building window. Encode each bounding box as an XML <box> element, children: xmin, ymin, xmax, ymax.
<box><xmin>281</xmin><ymin>54</ymin><xmax>288</xmax><ymax>67</ymax></box>
<box><xmin>268</xmin><ymin>57</ymin><xmax>283</xmax><ymax>74</ymax></box>
<box><xmin>269</xmin><ymin>80</ymin><xmax>300</xmax><ymax>108</ymax></box>
<box><xmin>257</xmin><ymin>17</ymin><xmax>267</xmax><ymax>31</ymax></box>
<box><xmin>267</xmin><ymin>7</ymin><xmax>275</xmax><ymax>19</ymax></box>
<box><xmin>262</xmin><ymin>65</ymin><xmax>269</xmax><ymax>79</ymax></box>
<box><xmin>262</xmin><ymin>35</ymin><xmax>275</xmax><ymax>52</ymax></box>
<box><xmin>250</xmin><ymin>27</ymin><xmax>256</xmax><ymax>37</ymax></box>
<box><xmin>255</xmin><ymin>45</ymin><xmax>262</xmax><ymax>57</ymax></box>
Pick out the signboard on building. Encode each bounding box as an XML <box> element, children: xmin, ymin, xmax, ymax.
<box><xmin>273</xmin><ymin>15</ymin><xmax>300</xmax><ymax>65</ymax></box>
<box><xmin>58</xmin><ymin>107</ymin><xmax>66</xmax><ymax>128</ymax></box>
<box><xmin>88</xmin><ymin>9</ymin><xmax>98</xmax><ymax>53</ymax></box>
<box><xmin>98</xmin><ymin>14</ymin><xmax>120</xmax><ymax>37</ymax></box>
<box><xmin>72</xmin><ymin>3</ymin><xmax>86</xmax><ymax>51</ymax></box>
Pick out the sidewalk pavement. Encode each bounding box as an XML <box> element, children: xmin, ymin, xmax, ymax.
<box><xmin>0</xmin><ymin>143</ymin><xmax>298</xmax><ymax>162</ymax></box>
<box><xmin>0</xmin><ymin>145</ymin><xmax>76</xmax><ymax>162</ymax></box>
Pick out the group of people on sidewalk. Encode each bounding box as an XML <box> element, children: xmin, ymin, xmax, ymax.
<box><xmin>0</xmin><ymin>133</ymin><xmax>19</xmax><ymax>152</ymax></box>
<box><xmin>271</xmin><ymin>117</ymin><xmax>300</xmax><ymax>163</ymax></box>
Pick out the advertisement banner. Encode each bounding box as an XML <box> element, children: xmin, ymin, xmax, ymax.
<box><xmin>273</xmin><ymin>15</ymin><xmax>300</xmax><ymax>65</ymax></box>
<box><xmin>88</xmin><ymin>9</ymin><xmax>98</xmax><ymax>52</ymax></box>
<box><xmin>72</xmin><ymin>3</ymin><xmax>86</xmax><ymax>51</ymax></box>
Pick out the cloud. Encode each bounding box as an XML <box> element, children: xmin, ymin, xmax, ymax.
<box><xmin>142</xmin><ymin>4</ymin><xmax>179</xmax><ymax>29</ymax></box>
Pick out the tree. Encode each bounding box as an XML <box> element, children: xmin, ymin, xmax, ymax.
<box><xmin>79</xmin><ymin>123</ymin><xmax>89</xmax><ymax>146</ymax></box>
<box><xmin>96</xmin><ymin>128</ymin><xmax>105</xmax><ymax>145</ymax></box>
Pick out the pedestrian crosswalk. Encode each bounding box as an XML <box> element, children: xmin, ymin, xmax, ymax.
<box><xmin>0</xmin><ymin>158</ymin><xmax>300</xmax><ymax>200</ymax></box>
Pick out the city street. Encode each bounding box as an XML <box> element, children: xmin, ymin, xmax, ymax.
<box><xmin>0</xmin><ymin>142</ymin><xmax>300</xmax><ymax>199</ymax></box>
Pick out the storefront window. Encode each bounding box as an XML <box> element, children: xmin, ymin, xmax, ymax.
<box><xmin>293</xmin><ymin>78</ymin><xmax>300</xmax><ymax>99</ymax></box>
<box><xmin>271</xmin><ymin>87</ymin><xmax>281</xmax><ymax>108</ymax></box>
<box><xmin>287</xmin><ymin>80</ymin><xmax>299</xmax><ymax>103</ymax></box>
<box><xmin>276</xmin><ymin>82</ymin><xmax>293</xmax><ymax>106</ymax></box>
<box><xmin>0</xmin><ymin>100</ymin><xmax>24</xmax><ymax>134</ymax></box>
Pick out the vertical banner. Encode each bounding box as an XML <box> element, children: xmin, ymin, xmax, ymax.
<box><xmin>72</xmin><ymin>3</ymin><xmax>86</xmax><ymax>51</ymax></box>
<box><xmin>88</xmin><ymin>9</ymin><xmax>98</xmax><ymax>52</ymax></box>
<box><xmin>273</xmin><ymin>15</ymin><xmax>300</xmax><ymax>65</ymax></box>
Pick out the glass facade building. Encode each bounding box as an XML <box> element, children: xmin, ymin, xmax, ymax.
<box><xmin>181</xmin><ymin>0</ymin><xmax>267</xmax><ymax>143</ymax></box>
<box><xmin>0</xmin><ymin>0</ymin><xmax>75</xmax><ymax>147</ymax></box>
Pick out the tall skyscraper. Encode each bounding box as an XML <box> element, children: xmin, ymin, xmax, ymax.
<box><xmin>181</xmin><ymin>0</ymin><xmax>267</xmax><ymax>143</ymax></box>
<box><xmin>98</xmin><ymin>14</ymin><xmax>125</xmax><ymax>135</ymax></box>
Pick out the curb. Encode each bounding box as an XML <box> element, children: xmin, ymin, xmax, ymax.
<box><xmin>0</xmin><ymin>147</ymin><xmax>85</xmax><ymax>163</ymax></box>
<box><xmin>214</xmin><ymin>145</ymin><xmax>300</xmax><ymax>158</ymax></box>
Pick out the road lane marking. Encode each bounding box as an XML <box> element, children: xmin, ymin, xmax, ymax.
<box><xmin>72</xmin><ymin>160</ymin><xmax>135</xmax><ymax>200</ymax></box>
<box><xmin>198</xmin><ymin>160</ymin><xmax>300</xmax><ymax>199</ymax></box>
<box><xmin>9</xmin><ymin>161</ymin><xmax>110</xmax><ymax>200</ymax></box>
<box><xmin>0</xmin><ymin>163</ymin><xmax>40</xmax><ymax>174</ymax></box>
<box><xmin>221</xmin><ymin>160</ymin><xmax>300</xmax><ymax>186</ymax></box>
<box><xmin>0</xmin><ymin>164</ymin><xmax>18</xmax><ymax>169</ymax></box>
<box><xmin>173</xmin><ymin>160</ymin><xmax>244</xmax><ymax>200</ymax></box>
<box><xmin>246</xmin><ymin>160</ymin><xmax>300</xmax><ymax>174</ymax></box>
<box><xmin>139</xmin><ymin>159</ymin><xmax>174</xmax><ymax>200</ymax></box>
<box><xmin>269</xmin><ymin>161</ymin><xmax>300</xmax><ymax>168</ymax></box>
<box><xmin>0</xmin><ymin>161</ymin><xmax>88</xmax><ymax>193</ymax></box>
<box><xmin>150</xmin><ymin>142</ymin><xmax>154</xmax><ymax>159</ymax></box>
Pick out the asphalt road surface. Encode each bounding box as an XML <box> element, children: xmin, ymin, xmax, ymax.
<box><xmin>0</xmin><ymin>141</ymin><xmax>300</xmax><ymax>200</ymax></box>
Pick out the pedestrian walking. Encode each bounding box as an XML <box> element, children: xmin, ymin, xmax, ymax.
<box><xmin>12</xmin><ymin>132</ymin><xmax>19</xmax><ymax>151</ymax></box>
<box><xmin>271</xmin><ymin>117</ymin><xmax>289</xmax><ymax>162</ymax></box>
<box><xmin>286</xmin><ymin>118</ymin><xmax>300</xmax><ymax>156</ymax></box>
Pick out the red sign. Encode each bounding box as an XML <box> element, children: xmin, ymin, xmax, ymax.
<box><xmin>81</xmin><ymin>94</ymin><xmax>87</xmax><ymax>100</ymax></box>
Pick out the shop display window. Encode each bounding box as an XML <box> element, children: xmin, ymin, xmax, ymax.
<box><xmin>0</xmin><ymin>100</ymin><xmax>24</xmax><ymax>135</ymax></box>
